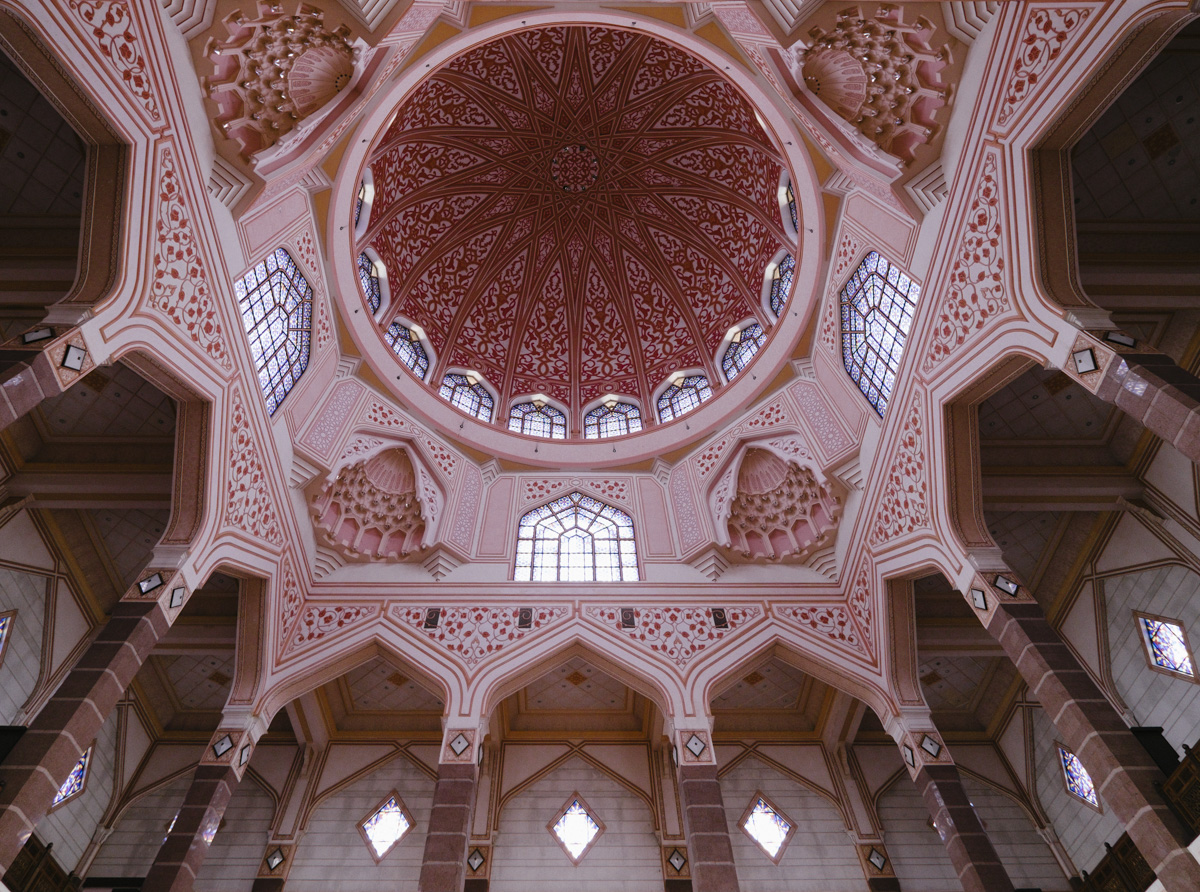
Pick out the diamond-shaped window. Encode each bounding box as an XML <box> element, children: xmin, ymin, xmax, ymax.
<box><xmin>358</xmin><ymin>791</ymin><xmax>414</xmax><ymax>862</ymax></box>
<box><xmin>51</xmin><ymin>746</ymin><xmax>92</xmax><ymax>808</ymax></box>
<box><xmin>548</xmin><ymin>792</ymin><xmax>604</xmax><ymax>864</ymax></box>
<box><xmin>739</xmin><ymin>793</ymin><xmax>795</xmax><ymax>863</ymax></box>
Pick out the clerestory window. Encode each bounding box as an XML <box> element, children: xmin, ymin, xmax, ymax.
<box><xmin>769</xmin><ymin>253</ymin><xmax>795</xmax><ymax>317</ymax></box>
<box><xmin>515</xmin><ymin>492</ymin><xmax>639</xmax><ymax>582</ymax></box>
<box><xmin>839</xmin><ymin>251</ymin><xmax>919</xmax><ymax>416</ymax></box>
<box><xmin>384</xmin><ymin>322</ymin><xmax>429</xmax><ymax>380</ymax></box>
<box><xmin>358</xmin><ymin>791</ymin><xmax>413</xmax><ymax>862</ymax></box>
<box><xmin>508</xmin><ymin>401</ymin><xmax>567</xmax><ymax>439</ymax></box>
<box><xmin>721</xmin><ymin>322</ymin><xmax>766</xmax><ymax>382</ymax></box>
<box><xmin>51</xmin><ymin>746</ymin><xmax>92</xmax><ymax>808</ymax></box>
<box><xmin>1136</xmin><ymin>612</ymin><xmax>1195</xmax><ymax>679</ymax></box>
<box><xmin>657</xmin><ymin>374</ymin><xmax>712</xmax><ymax>423</ymax></box>
<box><xmin>1058</xmin><ymin>745</ymin><xmax>1100</xmax><ymax>809</ymax></box>
<box><xmin>235</xmin><ymin>248</ymin><xmax>313</xmax><ymax>415</ymax></box>
<box><xmin>740</xmin><ymin>793</ymin><xmax>795</xmax><ymax>863</ymax></box>
<box><xmin>357</xmin><ymin>252</ymin><xmax>382</xmax><ymax>313</ymax></box>
<box><xmin>785</xmin><ymin>178</ymin><xmax>798</xmax><ymax>233</ymax></box>
<box><xmin>0</xmin><ymin>610</ymin><xmax>12</xmax><ymax>668</ymax></box>
<box><xmin>439</xmin><ymin>372</ymin><xmax>494</xmax><ymax>422</ymax></box>
<box><xmin>584</xmin><ymin>401</ymin><xmax>643</xmax><ymax>439</ymax></box>
<box><xmin>548</xmin><ymin>794</ymin><xmax>604</xmax><ymax>864</ymax></box>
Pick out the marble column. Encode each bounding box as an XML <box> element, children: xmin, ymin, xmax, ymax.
<box><xmin>675</xmin><ymin>725</ymin><xmax>739</xmax><ymax>892</ymax></box>
<box><xmin>915</xmin><ymin>763</ymin><xmax>1014</xmax><ymax>892</ymax></box>
<box><xmin>417</xmin><ymin>727</ymin><xmax>481</xmax><ymax>892</ymax></box>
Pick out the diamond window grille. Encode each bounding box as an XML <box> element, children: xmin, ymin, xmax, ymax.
<box><xmin>657</xmin><ymin>374</ymin><xmax>712</xmax><ymax>423</ymax></box>
<box><xmin>1058</xmin><ymin>746</ymin><xmax>1100</xmax><ymax>809</ymax></box>
<box><xmin>722</xmin><ymin>323</ymin><xmax>766</xmax><ymax>382</ymax></box>
<box><xmin>584</xmin><ymin>401</ymin><xmax>643</xmax><ymax>439</ymax></box>
<box><xmin>548</xmin><ymin>793</ymin><xmax>604</xmax><ymax>864</ymax></box>
<box><xmin>439</xmin><ymin>373</ymin><xmax>494</xmax><ymax>422</ymax></box>
<box><xmin>52</xmin><ymin>746</ymin><xmax>92</xmax><ymax>808</ymax></box>
<box><xmin>515</xmin><ymin>491</ymin><xmax>639</xmax><ymax>582</ymax></box>
<box><xmin>839</xmin><ymin>250</ymin><xmax>919</xmax><ymax>415</ymax></box>
<box><xmin>358</xmin><ymin>792</ymin><xmax>413</xmax><ymax>862</ymax></box>
<box><xmin>1137</xmin><ymin>613</ymin><xmax>1195</xmax><ymax>678</ymax></box>
<box><xmin>357</xmin><ymin>252</ymin><xmax>382</xmax><ymax>313</ymax></box>
<box><xmin>770</xmin><ymin>253</ymin><xmax>795</xmax><ymax>317</ymax></box>
<box><xmin>508</xmin><ymin>401</ymin><xmax>567</xmax><ymax>439</ymax></box>
<box><xmin>384</xmin><ymin>322</ymin><xmax>430</xmax><ymax>380</ymax></box>
<box><xmin>740</xmin><ymin>793</ymin><xmax>795</xmax><ymax>862</ymax></box>
<box><xmin>235</xmin><ymin>248</ymin><xmax>313</xmax><ymax>415</ymax></box>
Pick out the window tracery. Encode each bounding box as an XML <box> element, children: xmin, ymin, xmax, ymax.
<box><xmin>770</xmin><ymin>253</ymin><xmax>795</xmax><ymax>317</ymax></box>
<box><xmin>52</xmin><ymin>747</ymin><xmax>91</xmax><ymax>807</ymax></box>
<box><xmin>384</xmin><ymin>322</ymin><xmax>429</xmax><ymax>380</ymax></box>
<box><xmin>235</xmin><ymin>248</ymin><xmax>313</xmax><ymax>414</ymax></box>
<box><xmin>584</xmin><ymin>401</ymin><xmax>643</xmax><ymax>439</ymax></box>
<box><xmin>439</xmin><ymin>373</ymin><xmax>494</xmax><ymax>422</ymax></box>
<box><xmin>722</xmin><ymin>323</ymin><xmax>766</xmax><ymax>382</ymax></box>
<box><xmin>0</xmin><ymin>610</ymin><xmax>12</xmax><ymax>667</ymax></box>
<box><xmin>515</xmin><ymin>492</ymin><xmax>639</xmax><ymax>582</ymax></box>
<box><xmin>839</xmin><ymin>251</ymin><xmax>918</xmax><ymax>415</ymax></box>
<box><xmin>357</xmin><ymin>252</ymin><xmax>381</xmax><ymax>313</ymax></box>
<box><xmin>1136</xmin><ymin>613</ymin><xmax>1195</xmax><ymax>679</ymax></box>
<box><xmin>508</xmin><ymin>401</ymin><xmax>567</xmax><ymax>439</ymax></box>
<box><xmin>657</xmin><ymin>374</ymin><xmax>713</xmax><ymax>423</ymax></box>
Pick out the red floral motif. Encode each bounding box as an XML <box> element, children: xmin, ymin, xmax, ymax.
<box><xmin>821</xmin><ymin>232</ymin><xmax>863</xmax><ymax>353</ymax></box>
<box><xmin>224</xmin><ymin>387</ymin><xmax>284</xmax><ymax>545</ymax></box>
<box><xmin>693</xmin><ymin>398</ymin><xmax>793</xmax><ymax>478</ymax></box>
<box><xmin>521</xmin><ymin>477</ymin><xmax>632</xmax><ymax>506</ymax></box>
<box><xmin>584</xmin><ymin>606</ymin><xmax>761</xmax><ymax>668</ymax></box>
<box><xmin>847</xmin><ymin>558</ymin><xmax>874</xmax><ymax>653</ymax></box>
<box><xmin>997</xmin><ymin>8</ymin><xmax>1092</xmax><ymax>128</ymax></box>
<box><xmin>923</xmin><ymin>151</ymin><xmax>1009</xmax><ymax>372</ymax></box>
<box><xmin>149</xmin><ymin>147</ymin><xmax>231</xmax><ymax>369</ymax></box>
<box><xmin>868</xmin><ymin>392</ymin><xmax>929</xmax><ymax>547</ymax></box>
<box><xmin>393</xmin><ymin>606</ymin><xmax>569</xmax><ymax>667</ymax></box>
<box><xmin>278</xmin><ymin>555</ymin><xmax>303</xmax><ymax>648</ymax></box>
<box><xmin>776</xmin><ymin>604</ymin><xmax>864</xmax><ymax>654</ymax></box>
<box><xmin>362</xmin><ymin>401</ymin><xmax>459</xmax><ymax>480</ymax></box>
<box><xmin>69</xmin><ymin>0</ymin><xmax>161</xmax><ymax>122</ymax></box>
<box><xmin>284</xmin><ymin>604</ymin><xmax>378</xmax><ymax>655</ymax></box>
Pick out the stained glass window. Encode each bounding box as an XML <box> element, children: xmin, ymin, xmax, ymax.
<box><xmin>657</xmin><ymin>374</ymin><xmax>712</xmax><ymax>423</ymax></box>
<box><xmin>786</xmin><ymin>179</ymin><xmax>798</xmax><ymax>232</ymax></box>
<box><xmin>515</xmin><ymin>492</ymin><xmax>638</xmax><ymax>582</ymax></box>
<box><xmin>770</xmin><ymin>253</ymin><xmax>795</xmax><ymax>317</ymax></box>
<box><xmin>384</xmin><ymin>322</ymin><xmax>429</xmax><ymax>380</ymax></box>
<box><xmin>52</xmin><ymin>747</ymin><xmax>91</xmax><ymax>807</ymax></box>
<box><xmin>359</xmin><ymin>793</ymin><xmax>412</xmax><ymax>861</ymax></box>
<box><xmin>722</xmin><ymin>323</ymin><xmax>767</xmax><ymax>382</ymax></box>
<box><xmin>235</xmin><ymin>248</ymin><xmax>313</xmax><ymax>415</ymax></box>
<box><xmin>357</xmin><ymin>252</ymin><xmax>381</xmax><ymax>313</ymax></box>
<box><xmin>439</xmin><ymin>373</ymin><xmax>494</xmax><ymax>422</ymax></box>
<box><xmin>1138</xmin><ymin>614</ymin><xmax>1195</xmax><ymax>677</ymax></box>
<box><xmin>355</xmin><ymin>179</ymin><xmax>367</xmax><ymax>228</ymax></box>
<box><xmin>508</xmin><ymin>402</ymin><xmax>567</xmax><ymax>439</ymax></box>
<box><xmin>741</xmin><ymin>795</ymin><xmax>793</xmax><ymax>861</ymax></box>
<box><xmin>584</xmin><ymin>402</ymin><xmax>643</xmax><ymax>439</ymax></box>
<box><xmin>840</xmin><ymin>251</ymin><xmax>919</xmax><ymax>415</ymax></box>
<box><xmin>0</xmin><ymin>611</ymin><xmax>12</xmax><ymax>666</ymax></box>
<box><xmin>549</xmin><ymin>795</ymin><xmax>602</xmax><ymax>863</ymax></box>
<box><xmin>1058</xmin><ymin>746</ymin><xmax>1099</xmax><ymax>808</ymax></box>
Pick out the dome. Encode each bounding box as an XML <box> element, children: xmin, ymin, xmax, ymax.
<box><xmin>356</xmin><ymin>25</ymin><xmax>798</xmax><ymax>430</ymax></box>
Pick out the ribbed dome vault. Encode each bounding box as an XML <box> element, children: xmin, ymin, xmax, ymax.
<box><xmin>361</xmin><ymin>25</ymin><xmax>795</xmax><ymax>419</ymax></box>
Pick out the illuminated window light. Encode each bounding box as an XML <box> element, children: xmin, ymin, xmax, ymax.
<box><xmin>1137</xmin><ymin>613</ymin><xmax>1195</xmax><ymax>679</ymax></box>
<box><xmin>1058</xmin><ymin>745</ymin><xmax>1100</xmax><ymax>809</ymax></box>
<box><xmin>722</xmin><ymin>322</ymin><xmax>766</xmax><ymax>382</ymax></box>
<box><xmin>839</xmin><ymin>251</ymin><xmax>919</xmax><ymax>416</ymax></box>
<box><xmin>584</xmin><ymin>400</ymin><xmax>642</xmax><ymax>439</ymax></box>
<box><xmin>508</xmin><ymin>401</ymin><xmax>567</xmax><ymax>439</ymax></box>
<box><xmin>657</xmin><ymin>374</ymin><xmax>712</xmax><ymax>423</ymax></box>
<box><xmin>359</xmin><ymin>792</ymin><xmax>413</xmax><ymax>862</ymax></box>
<box><xmin>52</xmin><ymin>746</ymin><xmax>92</xmax><ymax>807</ymax></box>
<box><xmin>515</xmin><ymin>492</ymin><xmax>638</xmax><ymax>582</ymax></box>
<box><xmin>740</xmin><ymin>794</ymin><xmax>795</xmax><ymax>862</ymax></box>
<box><xmin>548</xmin><ymin>794</ymin><xmax>603</xmax><ymax>864</ymax></box>
<box><xmin>235</xmin><ymin>248</ymin><xmax>313</xmax><ymax>415</ymax></box>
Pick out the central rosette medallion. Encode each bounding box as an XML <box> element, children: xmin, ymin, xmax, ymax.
<box><xmin>550</xmin><ymin>144</ymin><xmax>600</xmax><ymax>193</ymax></box>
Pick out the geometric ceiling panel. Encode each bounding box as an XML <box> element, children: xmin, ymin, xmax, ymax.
<box><xmin>977</xmin><ymin>367</ymin><xmax>1112</xmax><ymax>441</ymax></box>
<box><xmin>88</xmin><ymin>508</ymin><xmax>170</xmax><ymax>590</ymax></box>
<box><xmin>163</xmin><ymin>653</ymin><xmax>235</xmax><ymax>712</ymax></box>
<box><xmin>346</xmin><ymin>657</ymin><xmax>444</xmax><ymax>712</ymax></box>
<box><xmin>524</xmin><ymin>656</ymin><xmax>629</xmax><ymax>711</ymax></box>
<box><xmin>985</xmin><ymin>510</ymin><xmax>1062</xmax><ymax>584</ymax></box>
<box><xmin>711</xmin><ymin>658</ymin><xmax>808</xmax><ymax>711</ymax></box>
<box><xmin>362</xmin><ymin>25</ymin><xmax>793</xmax><ymax>415</ymax></box>
<box><xmin>918</xmin><ymin>655</ymin><xmax>992</xmax><ymax>711</ymax></box>
<box><xmin>36</xmin><ymin>363</ymin><xmax>176</xmax><ymax>439</ymax></box>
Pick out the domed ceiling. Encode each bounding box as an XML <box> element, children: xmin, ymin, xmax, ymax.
<box><xmin>360</xmin><ymin>25</ymin><xmax>796</xmax><ymax>420</ymax></box>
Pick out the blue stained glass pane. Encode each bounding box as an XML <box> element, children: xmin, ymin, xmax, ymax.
<box><xmin>236</xmin><ymin>248</ymin><xmax>313</xmax><ymax>415</ymax></box>
<box><xmin>770</xmin><ymin>254</ymin><xmax>795</xmax><ymax>316</ymax></box>
<box><xmin>439</xmin><ymin>373</ymin><xmax>494</xmax><ymax>422</ymax></box>
<box><xmin>722</xmin><ymin>323</ymin><xmax>766</xmax><ymax>381</ymax></box>
<box><xmin>357</xmin><ymin>253</ymin><xmax>382</xmax><ymax>313</ymax></box>
<box><xmin>1140</xmin><ymin>616</ymin><xmax>1194</xmax><ymax>676</ymax></box>
<box><xmin>1058</xmin><ymin>747</ymin><xmax>1099</xmax><ymax>807</ymax></box>
<box><xmin>584</xmin><ymin>402</ymin><xmax>643</xmax><ymax>439</ymax></box>
<box><xmin>742</xmin><ymin>798</ymin><xmax>791</xmax><ymax>858</ymax></box>
<box><xmin>361</xmin><ymin>796</ymin><xmax>410</xmax><ymax>858</ymax></box>
<box><xmin>657</xmin><ymin>375</ymin><xmax>713</xmax><ymax>423</ymax></box>
<box><xmin>384</xmin><ymin>323</ymin><xmax>429</xmax><ymax>379</ymax></box>
<box><xmin>515</xmin><ymin>491</ymin><xmax>638</xmax><ymax>582</ymax></box>
<box><xmin>786</xmin><ymin>180</ymin><xmax>798</xmax><ymax>232</ymax></box>
<box><xmin>355</xmin><ymin>180</ymin><xmax>367</xmax><ymax>228</ymax></box>
<box><xmin>53</xmin><ymin>747</ymin><xmax>91</xmax><ymax>806</ymax></box>
<box><xmin>0</xmin><ymin>614</ymin><xmax>10</xmax><ymax>652</ymax></box>
<box><xmin>838</xmin><ymin>251</ymin><xmax>920</xmax><ymax>416</ymax></box>
<box><xmin>508</xmin><ymin>402</ymin><xmax>567</xmax><ymax>439</ymax></box>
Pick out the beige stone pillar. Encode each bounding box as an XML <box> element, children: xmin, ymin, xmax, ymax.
<box><xmin>963</xmin><ymin>563</ymin><xmax>1200</xmax><ymax>892</ymax></box>
<box><xmin>417</xmin><ymin>725</ymin><xmax>482</xmax><ymax>892</ymax></box>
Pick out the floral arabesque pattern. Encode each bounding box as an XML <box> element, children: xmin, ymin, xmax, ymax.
<box><xmin>224</xmin><ymin>387</ymin><xmax>284</xmax><ymax>545</ymax></box>
<box><xmin>868</xmin><ymin>392</ymin><xmax>929</xmax><ymax>547</ymax></box>
<box><xmin>69</xmin><ymin>0</ymin><xmax>161</xmax><ymax>123</ymax></box>
<box><xmin>584</xmin><ymin>606</ymin><xmax>761</xmax><ymax>668</ymax></box>
<box><xmin>393</xmin><ymin>606</ymin><xmax>570</xmax><ymax>667</ymax></box>
<box><xmin>284</xmin><ymin>604</ymin><xmax>378</xmax><ymax>655</ymax></box>
<box><xmin>776</xmin><ymin>604</ymin><xmax>864</xmax><ymax>654</ymax></box>
<box><xmin>996</xmin><ymin>7</ymin><xmax>1093</xmax><ymax>128</ymax></box>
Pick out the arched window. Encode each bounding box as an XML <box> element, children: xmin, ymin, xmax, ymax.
<box><xmin>657</xmin><ymin>374</ymin><xmax>712</xmax><ymax>423</ymax></box>
<box><xmin>357</xmin><ymin>252</ymin><xmax>382</xmax><ymax>313</ymax></box>
<box><xmin>515</xmin><ymin>492</ymin><xmax>639</xmax><ymax>582</ymax></box>
<box><xmin>584</xmin><ymin>401</ymin><xmax>643</xmax><ymax>439</ymax></box>
<box><xmin>354</xmin><ymin>169</ymin><xmax>374</xmax><ymax>238</ymax></box>
<box><xmin>508</xmin><ymin>401</ymin><xmax>567</xmax><ymax>439</ymax></box>
<box><xmin>785</xmin><ymin>178</ymin><xmax>797</xmax><ymax>232</ymax></box>
<box><xmin>722</xmin><ymin>322</ymin><xmax>766</xmax><ymax>382</ymax></box>
<box><xmin>439</xmin><ymin>372</ymin><xmax>494</xmax><ymax>422</ymax></box>
<box><xmin>384</xmin><ymin>322</ymin><xmax>429</xmax><ymax>380</ymax></box>
<box><xmin>769</xmin><ymin>253</ymin><xmax>794</xmax><ymax>317</ymax></box>
<box><xmin>355</xmin><ymin>180</ymin><xmax>367</xmax><ymax>227</ymax></box>
<box><xmin>235</xmin><ymin>248</ymin><xmax>313</xmax><ymax>414</ymax></box>
<box><xmin>839</xmin><ymin>251</ymin><xmax>919</xmax><ymax>416</ymax></box>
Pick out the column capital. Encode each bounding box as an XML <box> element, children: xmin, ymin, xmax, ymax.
<box><xmin>669</xmin><ymin>716</ymin><xmax>716</xmax><ymax>768</ymax></box>
<box><xmin>202</xmin><ymin>716</ymin><xmax>267</xmax><ymax>781</ymax></box>
<box><xmin>439</xmin><ymin>721</ymin><xmax>486</xmax><ymax>767</ymax></box>
<box><xmin>121</xmin><ymin>566</ymin><xmax>193</xmax><ymax>622</ymax></box>
<box><xmin>883</xmin><ymin>712</ymin><xmax>952</xmax><ymax>781</ymax></box>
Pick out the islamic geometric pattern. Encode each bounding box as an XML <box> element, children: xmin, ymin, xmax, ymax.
<box><xmin>770</xmin><ymin>253</ymin><xmax>795</xmax><ymax>317</ymax></box>
<box><xmin>384</xmin><ymin>323</ymin><xmax>429</xmax><ymax>379</ymax></box>
<box><xmin>722</xmin><ymin>323</ymin><xmax>766</xmax><ymax>382</ymax></box>
<box><xmin>508</xmin><ymin>402</ymin><xmax>567</xmax><ymax>439</ymax></box>
<box><xmin>840</xmin><ymin>251</ymin><xmax>918</xmax><ymax>416</ymax></box>
<box><xmin>516</xmin><ymin>492</ymin><xmax>638</xmax><ymax>582</ymax></box>
<box><xmin>584</xmin><ymin>402</ymin><xmax>643</xmax><ymax>439</ymax></box>
<box><xmin>235</xmin><ymin>248</ymin><xmax>313</xmax><ymax>414</ymax></box>
<box><xmin>439</xmin><ymin>373</ymin><xmax>493</xmax><ymax>421</ymax></box>
<box><xmin>358</xmin><ymin>252</ymin><xmax>382</xmax><ymax>313</ymax></box>
<box><xmin>658</xmin><ymin>375</ymin><xmax>712</xmax><ymax>423</ymax></box>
